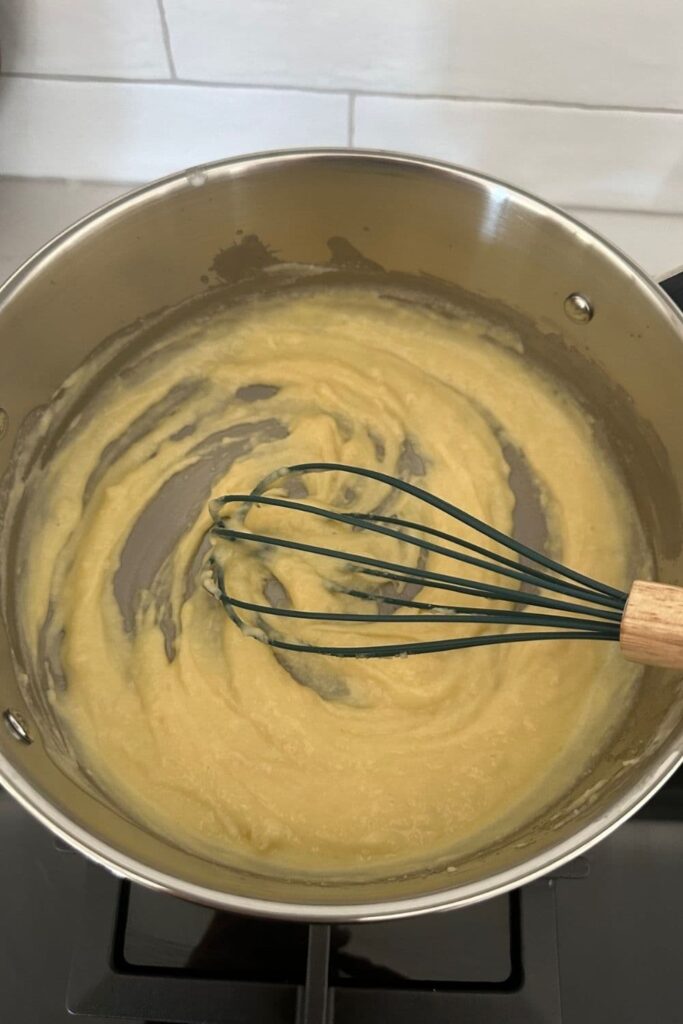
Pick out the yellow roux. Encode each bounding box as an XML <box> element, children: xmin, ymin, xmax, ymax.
<box><xmin>18</xmin><ymin>287</ymin><xmax>643</xmax><ymax>875</ymax></box>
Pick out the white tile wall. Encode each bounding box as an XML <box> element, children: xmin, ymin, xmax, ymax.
<box><xmin>162</xmin><ymin>0</ymin><xmax>683</xmax><ymax>108</ymax></box>
<box><xmin>163</xmin><ymin>0</ymin><xmax>451</xmax><ymax>93</ymax></box>
<box><xmin>0</xmin><ymin>0</ymin><xmax>171</xmax><ymax>79</ymax></box>
<box><xmin>0</xmin><ymin>77</ymin><xmax>348</xmax><ymax>181</ymax></box>
<box><xmin>354</xmin><ymin>97</ymin><xmax>683</xmax><ymax>212</ymax></box>
<box><xmin>573</xmin><ymin>208</ymin><xmax>683</xmax><ymax>280</ymax></box>
<box><xmin>0</xmin><ymin>0</ymin><xmax>682</xmax><ymax>256</ymax></box>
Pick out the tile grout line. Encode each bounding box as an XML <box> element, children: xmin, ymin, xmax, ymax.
<box><xmin>354</xmin><ymin>90</ymin><xmax>683</xmax><ymax>117</ymax></box>
<box><xmin>0</xmin><ymin>70</ymin><xmax>350</xmax><ymax>96</ymax></box>
<box><xmin>3</xmin><ymin>70</ymin><xmax>683</xmax><ymax>117</ymax></box>
<box><xmin>348</xmin><ymin>93</ymin><xmax>356</xmax><ymax>147</ymax></box>
<box><xmin>156</xmin><ymin>0</ymin><xmax>178</xmax><ymax>80</ymax></box>
<box><xmin>568</xmin><ymin>205</ymin><xmax>683</xmax><ymax>219</ymax></box>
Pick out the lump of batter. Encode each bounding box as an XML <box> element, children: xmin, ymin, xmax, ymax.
<box><xmin>15</xmin><ymin>286</ymin><xmax>644</xmax><ymax>875</ymax></box>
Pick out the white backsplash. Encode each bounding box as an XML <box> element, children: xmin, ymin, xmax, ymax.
<box><xmin>1</xmin><ymin>0</ymin><xmax>683</xmax><ymax>273</ymax></box>
<box><xmin>0</xmin><ymin>77</ymin><xmax>348</xmax><ymax>180</ymax></box>
<box><xmin>162</xmin><ymin>0</ymin><xmax>683</xmax><ymax>108</ymax></box>
<box><xmin>355</xmin><ymin>97</ymin><xmax>683</xmax><ymax>211</ymax></box>
<box><xmin>0</xmin><ymin>0</ymin><xmax>170</xmax><ymax>79</ymax></box>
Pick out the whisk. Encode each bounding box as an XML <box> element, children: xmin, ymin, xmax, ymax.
<box><xmin>204</xmin><ymin>463</ymin><xmax>683</xmax><ymax>669</ymax></box>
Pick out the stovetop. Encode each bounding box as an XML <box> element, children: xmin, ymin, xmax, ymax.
<box><xmin>2</xmin><ymin>766</ymin><xmax>682</xmax><ymax>1024</ymax></box>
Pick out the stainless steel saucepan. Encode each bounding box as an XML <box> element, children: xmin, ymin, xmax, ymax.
<box><xmin>1</xmin><ymin>150</ymin><xmax>682</xmax><ymax>920</ymax></box>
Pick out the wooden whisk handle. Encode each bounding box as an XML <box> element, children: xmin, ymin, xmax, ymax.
<box><xmin>620</xmin><ymin>580</ymin><xmax>683</xmax><ymax>669</ymax></box>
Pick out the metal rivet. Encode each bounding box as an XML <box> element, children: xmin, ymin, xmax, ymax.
<box><xmin>0</xmin><ymin>408</ymin><xmax>7</xmax><ymax>439</ymax></box>
<box><xmin>564</xmin><ymin>293</ymin><xmax>594</xmax><ymax>324</ymax></box>
<box><xmin>3</xmin><ymin>708</ymin><xmax>33</xmax><ymax>745</ymax></box>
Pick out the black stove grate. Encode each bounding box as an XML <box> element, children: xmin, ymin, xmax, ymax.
<box><xmin>66</xmin><ymin>862</ymin><xmax>566</xmax><ymax>1024</ymax></box>
<box><xmin>5</xmin><ymin>772</ymin><xmax>683</xmax><ymax>1024</ymax></box>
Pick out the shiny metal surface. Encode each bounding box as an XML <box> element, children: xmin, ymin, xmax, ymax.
<box><xmin>3</xmin><ymin>708</ymin><xmax>32</xmax><ymax>745</ymax></box>
<box><xmin>0</xmin><ymin>149</ymin><xmax>682</xmax><ymax>920</ymax></box>
<box><xmin>564</xmin><ymin>292</ymin><xmax>594</xmax><ymax>323</ymax></box>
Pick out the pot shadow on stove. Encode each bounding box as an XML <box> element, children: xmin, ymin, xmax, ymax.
<box><xmin>183</xmin><ymin>914</ymin><xmax>406</xmax><ymax>985</ymax></box>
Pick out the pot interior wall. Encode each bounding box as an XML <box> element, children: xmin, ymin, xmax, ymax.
<box><xmin>1</xmin><ymin>152</ymin><xmax>683</xmax><ymax>913</ymax></box>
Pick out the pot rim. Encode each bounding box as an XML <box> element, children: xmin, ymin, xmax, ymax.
<box><xmin>1</xmin><ymin>147</ymin><xmax>683</xmax><ymax>921</ymax></box>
